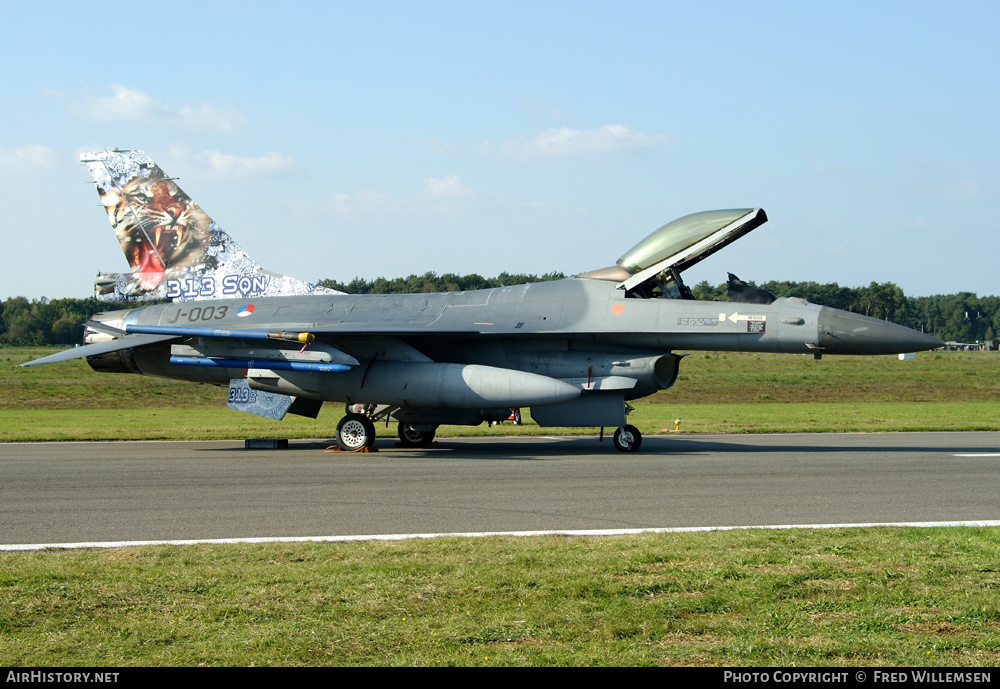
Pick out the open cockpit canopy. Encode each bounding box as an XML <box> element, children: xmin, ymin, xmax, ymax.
<box><xmin>579</xmin><ymin>208</ymin><xmax>768</xmax><ymax>299</ymax></box>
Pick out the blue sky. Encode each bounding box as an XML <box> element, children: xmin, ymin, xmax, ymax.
<box><xmin>2</xmin><ymin>1</ymin><xmax>997</xmax><ymax>299</ymax></box>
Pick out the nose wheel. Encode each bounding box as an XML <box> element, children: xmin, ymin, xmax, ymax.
<box><xmin>612</xmin><ymin>425</ymin><xmax>642</xmax><ymax>452</ymax></box>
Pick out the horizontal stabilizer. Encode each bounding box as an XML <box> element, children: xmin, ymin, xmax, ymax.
<box><xmin>18</xmin><ymin>333</ymin><xmax>178</xmax><ymax>367</ymax></box>
<box><xmin>83</xmin><ymin>319</ymin><xmax>126</xmax><ymax>337</ymax></box>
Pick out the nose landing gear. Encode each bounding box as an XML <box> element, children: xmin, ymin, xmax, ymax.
<box><xmin>612</xmin><ymin>424</ymin><xmax>642</xmax><ymax>452</ymax></box>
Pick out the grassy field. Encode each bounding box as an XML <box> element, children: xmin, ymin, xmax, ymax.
<box><xmin>2</xmin><ymin>528</ymin><xmax>998</xmax><ymax>666</ymax></box>
<box><xmin>2</xmin><ymin>347</ymin><xmax>998</xmax><ymax>441</ymax></box>
<box><xmin>2</xmin><ymin>347</ymin><xmax>998</xmax><ymax>666</ymax></box>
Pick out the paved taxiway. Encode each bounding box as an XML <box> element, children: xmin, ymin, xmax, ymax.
<box><xmin>2</xmin><ymin>432</ymin><xmax>998</xmax><ymax>546</ymax></box>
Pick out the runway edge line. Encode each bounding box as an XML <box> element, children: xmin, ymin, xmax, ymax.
<box><xmin>4</xmin><ymin>520</ymin><xmax>1000</xmax><ymax>552</ymax></box>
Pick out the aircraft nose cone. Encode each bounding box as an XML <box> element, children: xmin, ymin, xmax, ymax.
<box><xmin>818</xmin><ymin>307</ymin><xmax>944</xmax><ymax>354</ymax></box>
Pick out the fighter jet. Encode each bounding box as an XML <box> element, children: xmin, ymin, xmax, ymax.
<box><xmin>21</xmin><ymin>150</ymin><xmax>943</xmax><ymax>452</ymax></box>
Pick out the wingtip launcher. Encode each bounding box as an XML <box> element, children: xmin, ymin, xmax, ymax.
<box><xmin>124</xmin><ymin>324</ymin><xmax>315</xmax><ymax>344</ymax></box>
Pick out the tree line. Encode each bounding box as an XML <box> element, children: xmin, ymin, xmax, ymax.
<box><xmin>316</xmin><ymin>271</ymin><xmax>568</xmax><ymax>295</ymax></box>
<box><xmin>692</xmin><ymin>279</ymin><xmax>998</xmax><ymax>344</ymax></box>
<box><xmin>2</xmin><ymin>273</ymin><xmax>996</xmax><ymax>346</ymax></box>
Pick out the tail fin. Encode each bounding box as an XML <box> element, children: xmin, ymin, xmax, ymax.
<box><xmin>82</xmin><ymin>149</ymin><xmax>340</xmax><ymax>302</ymax></box>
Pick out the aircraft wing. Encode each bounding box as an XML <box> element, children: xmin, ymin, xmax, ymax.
<box><xmin>19</xmin><ymin>321</ymin><xmax>371</xmax><ymax>370</ymax></box>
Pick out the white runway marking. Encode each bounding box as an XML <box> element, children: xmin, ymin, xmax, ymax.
<box><xmin>954</xmin><ymin>453</ymin><xmax>1000</xmax><ymax>457</ymax></box>
<box><xmin>4</xmin><ymin>520</ymin><xmax>1000</xmax><ymax>552</ymax></box>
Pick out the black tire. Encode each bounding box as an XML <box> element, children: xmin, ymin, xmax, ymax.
<box><xmin>612</xmin><ymin>425</ymin><xmax>642</xmax><ymax>452</ymax></box>
<box><xmin>336</xmin><ymin>413</ymin><xmax>376</xmax><ymax>451</ymax></box>
<box><xmin>397</xmin><ymin>422</ymin><xmax>436</xmax><ymax>447</ymax></box>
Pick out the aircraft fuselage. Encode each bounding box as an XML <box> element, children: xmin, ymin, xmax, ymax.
<box><xmin>88</xmin><ymin>277</ymin><xmax>940</xmax><ymax>400</ymax></box>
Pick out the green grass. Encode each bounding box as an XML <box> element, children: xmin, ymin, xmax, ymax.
<box><xmin>3</xmin><ymin>348</ymin><xmax>999</xmax><ymax>666</ymax></box>
<box><xmin>3</xmin><ymin>401</ymin><xmax>997</xmax><ymax>442</ymax></box>
<box><xmin>2</xmin><ymin>348</ymin><xmax>997</xmax><ymax>441</ymax></box>
<box><xmin>2</xmin><ymin>528</ymin><xmax>998</xmax><ymax>666</ymax></box>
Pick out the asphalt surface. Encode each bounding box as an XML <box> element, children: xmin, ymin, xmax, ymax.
<box><xmin>2</xmin><ymin>432</ymin><xmax>999</xmax><ymax>546</ymax></box>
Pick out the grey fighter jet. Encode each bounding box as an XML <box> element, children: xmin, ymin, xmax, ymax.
<box><xmin>22</xmin><ymin>150</ymin><xmax>943</xmax><ymax>452</ymax></box>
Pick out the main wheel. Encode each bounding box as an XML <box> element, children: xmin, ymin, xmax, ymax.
<box><xmin>612</xmin><ymin>425</ymin><xmax>642</xmax><ymax>452</ymax></box>
<box><xmin>336</xmin><ymin>413</ymin><xmax>376</xmax><ymax>451</ymax></box>
<box><xmin>397</xmin><ymin>422</ymin><xmax>436</xmax><ymax>447</ymax></box>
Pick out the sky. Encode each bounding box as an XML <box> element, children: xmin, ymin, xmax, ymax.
<box><xmin>1</xmin><ymin>1</ymin><xmax>997</xmax><ymax>300</ymax></box>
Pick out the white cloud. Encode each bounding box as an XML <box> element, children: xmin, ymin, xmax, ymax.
<box><xmin>479</xmin><ymin>124</ymin><xmax>669</xmax><ymax>161</ymax></box>
<box><xmin>283</xmin><ymin>174</ymin><xmax>593</xmax><ymax>280</ymax></box>
<box><xmin>325</xmin><ymin>175</ymin><xmax>476</xmax><ymax>217</ymax></box>
<box><xmin>69</xmin><ymin>85</ymin><xmax>247</xmax><ymax>132</ymax></box>
<box><xmin>0</xmin><ymin>145</ymin><xmax>60</xmax><ymax>169</ymax></box>
<box><xmin>423</xmin><ymin>174</ymin><xmax>474</xmax><ymax>197</ymax></box>
<box><xmin>421</xmin><ymin>125</ymin><xmax>669</xmax><ymax>161</ymax></box>
<box><xmin>939</xmin><ymin>177</ymin><xmax>984</xmax><ymax>202</ymax></box>
<box><xmin>196</xmin><ymin>150</ymin><xmax>294</xmax><ymax>177</ymax></box>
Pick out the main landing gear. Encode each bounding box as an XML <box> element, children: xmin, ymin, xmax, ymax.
<box><xmin>333</xmin><ymin>404</ymin><xmax>439</xmax><ymax>451</ymax></box>
<box><xmin>335</xmin><ymin>413</ymin><xmax>377</xmax><ymax>451</ymax></box>
<box><xmin>333</xmin><ymin>403</ymin><xmax>645</xmax><ymax>453</ymax></box>
<box><xmin>397</xmin><ymin>422</ymin><xmax>437</xmax><ymax>448</ymax></box>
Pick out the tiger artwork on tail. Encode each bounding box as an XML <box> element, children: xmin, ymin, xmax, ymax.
<box><xmin>102</xmin><ymin>173</ymin><xmax>214</xmax><ymax>291</ymax></box>
<box><xmin>83</xmin><ymin>150</ymin><xmax>340</xmax><ymax>302</ymax></box>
